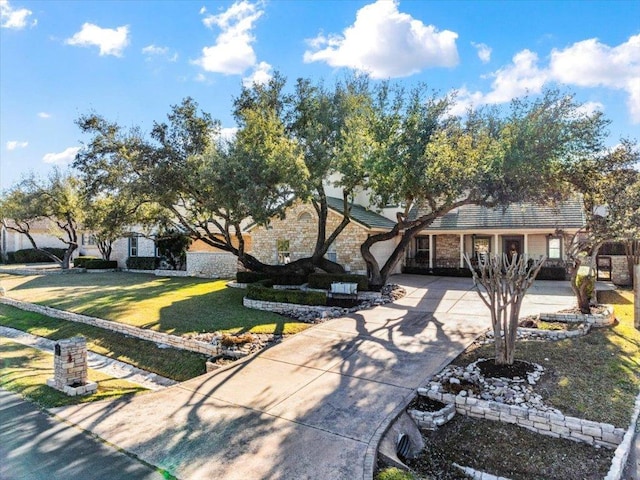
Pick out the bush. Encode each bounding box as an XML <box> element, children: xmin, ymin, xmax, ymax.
<box><xmin>84</xmin><ymin>259</ymin><xmax>118</xmax><ymax>269</ymax></box>
<box><xmin>8</xmin><ymin>248</ymin><xmax>67</xmax><ymax>264</ymax></box>
<box><xmin>401</xmin><ymin>266</ymin><xmax>473</xmax><ymax>277</ymax></box>
<box><xmin>246</xmin><ymin>284</ymin><xmax>326</xmax><ymax>306</ymax></box>
<box><xmin>126</xmin><ymin>257</ymin><xmax>159</xmax><ymax>270</ymax></box>
<box><xmin>536</xmin><ymin>266</ymin><xmax>567</xmax><ymax>280</ymax></box>
<box><xmin>73</xmin><ymin>256</ymin><xmax>98</xmax><ymax>268</ymax></box>
<box><xmin>271</xmin><ymin>273</ymin><xmax>308</xmax><ymax>286</ymax></box>
<box><xmin>576</xmin><ymin>272</ymin><xmax>595</xmax><ymax>299</ymax></box>
<box><xmin>307</xmin><ymin>273</ymin><xmax>369</xmax><ymax>291</ymax></box>
<box><xmin>236</xmin><ymin>271</ymin><xmax>272</xmax><ymax>284</ymax></box>
<box><xmin>375</xmin><ymin>467</ymin><xmax>415</xmax><ymax>480</ymax></box>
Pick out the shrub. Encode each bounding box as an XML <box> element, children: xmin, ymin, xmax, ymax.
<box><xmin>401</xmin><ymin>266</ymin><xmax>474</xmax><ymax>278</ymax></box>
<box><xmin>375</xmin><ymin>467</ymin><xmax>415</xmax><ymax>480</ymax></box>
<box><xmin>307</xmin><ymin>273</ymin><xmax>369</xmax><ymax>291</ymax></box>
<box><xmin>9</xmin><ymin>248</ymin><xmax>67</xmax><ymax>264</ymax></box>
<box><xmin>271</xmin><ymin>273</ymin><xmax>308</xmax><ymax>286</ymax></box>
<box><xmin>236</xmin><ymin>271</ymin><xmax>271</xmax><ymax>284</ymax></box>
<box><xmin>73</xmin><ymin>256</ymin><xmax>98</xmax><ymax>268</ymax></box>
<box><xmin>84</xmin><ymin>259</ymin><xmax>118</xmax><ymax>269</ymax></box>
<box><xmin>246</xmin><ymin>284</ymin><xmax>326</xmax><ymax>306</ymax></box>
<box><xmin>126</xmin><ymin>257</ymin><xmax>159</xmax><ymax>270</ymax></box>
<box><xmin>576</xmin><ymin>271</ymin><xmax>595</xmax><ymax>299</ymax></box>
<box><xmin>536</xmin><ymin>266</ymin><xmax>567</xmax><ymax>280</ymax></box>
<box><xmin>220</xmin><ymin>333</ymin><xmax>255</xmax><ymax>347</ymax></box>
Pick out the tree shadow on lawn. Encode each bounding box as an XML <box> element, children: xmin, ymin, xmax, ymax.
<box><xmin>47</xmin><ymin>277</ymin><xmax>485</xmax><ymax>479</ymax></box>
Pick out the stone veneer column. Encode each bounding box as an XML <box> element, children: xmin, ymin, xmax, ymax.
<box><xmin>47</xmin><ymin>337</ymin><xmax>97</xmax><ymax>396</ymax></box>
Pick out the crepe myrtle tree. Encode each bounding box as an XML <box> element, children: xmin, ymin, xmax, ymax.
<box><xmin>464</xmin><ymin>253</ymin><xmax>546</xmax><ymax>366</ymax></box>
<box><xmin>0</xmin><ymin>169</ymin><xmax>83</xmax><ymax>269</ymax></box>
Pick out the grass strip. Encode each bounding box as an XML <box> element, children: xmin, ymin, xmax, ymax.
<box><xmin>0</xmin><ymin>273</ymin><xmax>311</xmax><ymax>335</ymax></box>
<box><xmin>0</xmin><ymin>304</ymin><xmax>207</xmax><ymax>381</ymax></box>
<box><xmin>0</xmin><ymin>338</ymin><xmax>148</xmax><ymax>408</ymax></box>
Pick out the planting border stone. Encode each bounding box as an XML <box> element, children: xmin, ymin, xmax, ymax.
<box><xmin>407</xmin><ymin>398</ymin><xmax>456</xmax><ymax>430</ymax></box>
<box><xmin>418</xmin><ymin>388</ymin><xmax>626</xmax><ymax>449</ymax></box>
<box><xmin>605</xmin><ymin>390</ymin><xmax>640</xmax><ymax>480</ymax></box>
<box><xmin>485</xmin><ymin>323</ymin><xmax>591</xmax><ymax>341</ymax></box>
<box><xmin>0</xmin><ymin>297</ymin><xmax>219</xmax><ymax>357</ymax></box>
<box><xmin>540</xmin><ymin>304</ymin><xmax>615</xmax><ymax>327</ymax></box>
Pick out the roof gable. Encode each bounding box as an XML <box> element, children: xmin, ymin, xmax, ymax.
<box><xmin>326</xmin><ymin>197</ymin><xmax>396</xmax><ymax>230</ymax></box>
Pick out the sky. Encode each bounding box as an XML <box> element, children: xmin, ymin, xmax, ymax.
<box><xmin>1</xmin><ymin>0</ymin><xmax>639</xmax><ymax>190</ymax></box>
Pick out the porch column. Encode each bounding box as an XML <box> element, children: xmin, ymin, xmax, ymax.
<box><xmin>459</xmin><ymin>234</ymin><xmax>465</xmax><ymax>268</ymax></box>
<box><xmin>524</xmin><ymin>233</ymin><xmax>529</xmax><ymax>256</ymax></box>
<box><xmin>429</xmin><ymin>234</ymin><xmax>434</xmax><ymax>269</ymax></box>
<box><xmin>494</xmin><ymin>234</ymin><xmax>499</xmax><ymax>255</ymax></box>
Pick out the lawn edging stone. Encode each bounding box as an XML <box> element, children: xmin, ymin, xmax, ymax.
<box><xmin>0</xmin><ymin>297</ymin><xmax>220</xmax><ymax>357</ymax></box>
<box><xmin>419</xmin><ymin>388</ymin><xmax>626</xmax><ymax>449</ymax></box>
<box><xmin>604</xmin><ymin>390</ymin><xmax>640</xmax><ymax>480</ymax></box>
<box><xmin>540</xmin><ymin>304</ymin><xmax>616</xmax><ymax>327</ymax></box>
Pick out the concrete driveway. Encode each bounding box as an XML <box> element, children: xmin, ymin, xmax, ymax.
<box><xmin>46</xmin><ymin>275</ymin><xmax>577</xmax><ymax>480</ymax></box>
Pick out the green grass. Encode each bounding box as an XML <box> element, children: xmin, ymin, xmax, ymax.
<box><xmin>0</xmin><ymin>304</ymin><xmax>207</xmax><ymax>381</ymax></box>
<box><xmin>0</xmin><ymin>272</ymin><xmax>310</xmax><ymax>336</ymax></box>
<box><xmin>453</xmin><ymin>288</ymin><xmax>640</xmax><ymax>427</ymax></box>
<box><xmin>0</xmin><ymin>338</ymin><xmax>148</xmax><ymax>408</ymax></box>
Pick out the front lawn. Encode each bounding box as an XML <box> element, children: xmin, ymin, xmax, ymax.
<box><xmin>0</xmin><ymin>338</ymin><xmax>147</xmax><ymax>408</ymax></box>
<box><xmin>0</xmin><ymin>304</ymin><xmax>207</xmax><ymax>381</ymax></box>
<box><xmin>0</xmin><ymin>272</ymin><xmax>310</xmax><ymax>336</ymax></box>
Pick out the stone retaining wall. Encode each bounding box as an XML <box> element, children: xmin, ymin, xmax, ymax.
<box><xmin>0</xmin><ymin>297</ymin><xmax>219</xmax><ymax>357</ymax></box>
<box><xmin>243</xmin><ymin>297</ymin><xmax>331</xmax><ymax>315</ymax></box>
<box><xmin>605</xmin><ymin>391</ymin><xmax>640</xmax><ymax>480</ymax></box>
<box><xmin>540</xmin><ymin>305</ymin><xmax>615</xmax><ymax>326</ymax></box>
<box><xmin>486</xmin><ymin>323</ymin><xmax>590</xmax><ymax>341</ymax></box>
<box><xmin>419</xmin><ymin>388</ymin><xmax>625</xmax><ymax>449</ymax></box>
<box><xmin>408</xmin><ymin>401</ymin><xmax>456</xmax><ymax>430</ymax></box>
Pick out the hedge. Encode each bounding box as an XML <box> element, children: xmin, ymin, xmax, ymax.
<box><xmin>236</xmin><ymin>271</ymin><xmax>273</xmax><ymax>284</ymax></box>
<box><xmin>6</xmin><ymin>248</ymin><xmax>67</xmax><ymax>264</ymax></box>
<box><xmin>73</xmin><ymin>256</ymin><xmax>98</xmax><ymax>268</ymax></box>
<box><xmin>401</xmin><ymin>266</ymin><xmax>473</xmax><ymax>278</ymax></box>
<box><xmin>536</xmin><ymin>266</ymin><xmax>567</xmax><ymax>280</ymax></box>
<box><xmin>85</xmin><ymin>259</ymin><xmax>118</xmax><ymax>269</ymax></box>
<box><xmin>307</xmin><ymin>273</ymin><xmax>369</xmax><ymax>291</ymax></box>
<box><xmin>246</xmin><ymin>284</ymin><xmax>327</xmax><ymax>306</ymax></box>
<box><xmin>126</xmin><ymin>257</ymin><xmax>159</xmax><ymax>270</ymax></box>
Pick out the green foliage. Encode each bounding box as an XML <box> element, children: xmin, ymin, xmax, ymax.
<box><xmin>157</xmin><ymin>230</ymin><xmax>191</xmax><ymax>270</ymax></box>
<box><xmin>307</xmin><ymin>273</ymin><xmax>369</xmax><ymax>291</ymax></box>
<box><xmin>401</xmin><ymin>266</ymin><xmax>473</xmax><ymax>278</ymax></box>
<box><xmin>246</xmin><ymin>284</ymin><xmax>327</xmax><ymax>306</ymax></box>
<box><xmin>84</xmin><ymin>259</ymin><xmax>118</xmax><ymax>269</ymax></box>
<box><xmin>375</xmin><ymin>467</ymin><xmax>415</xmax><ymax>480</ymax></box>
<box><xmin>536</xmin><ymin>266</ymin><xmax>567</xmax><ymax>281</ymax></box>
<box><xmin>73</xmin><ymin>256</ymin><xmax>98</xmax><ymax>268</ymax></box>
<box><xmin>576</xmin><ymin>271</ymin><xmax>595</xmax><ymax>299</ymax></box>
<box><xmin>236</xmin><ymin>271</ymin><xmax>271</xmax><ymax>283</ymax></box>
<box><xmin>8</xmin><ymin>248</ymin><xmax>67</xmax><ymax>264</ymax></box>
<box><xmin>271</xmin><ymin>273</ymin><xmax>308</xmax><ymax>285</ymax></box>
<box><xmin>126</xmin><ymin>257</ymin><xmax>158</xmax><ymax>270</ymax></box>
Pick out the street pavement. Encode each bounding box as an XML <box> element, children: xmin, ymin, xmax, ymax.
<box><xmin>41</xmin><ymin>275</ymin><xmax>576</xmax><ymax>480</ymax></box>
<box><xmin>0</xmin><ymin>389</ymin><xmax>165</xmax><ymax>480</ymax></box>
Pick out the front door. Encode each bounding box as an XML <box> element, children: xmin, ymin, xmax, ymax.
<box><xmin>503</xmin><ymin>236</ymin><xmax>524</xmax><ymax>259</ymax></box>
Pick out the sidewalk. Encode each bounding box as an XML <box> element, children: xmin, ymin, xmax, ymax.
<box><xmin>0</xmin><ymin>389</ymin><xmax>165</xmax><ymax>480</ymax></box>
<box><xmin>47</xmin><ymin>275</ymin><xmax>577</xmax><ymax>480</ymax></box>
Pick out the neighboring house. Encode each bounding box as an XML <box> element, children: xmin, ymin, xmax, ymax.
<box><xmin>77</xmin><ymin>231</ymin><xmax>156</xmax><ymax>269</ymax></box>
<box><xmin>404</xmin><ymin>199</ymin><xmax>585</xmax><ymax>271</ymax></box>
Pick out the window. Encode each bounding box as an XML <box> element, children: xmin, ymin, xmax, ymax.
<box><xmin>129</xmin><ymin>236</ymin><xmax>139</xmax><ymax>257</ymax></box>
<box><xmin>298</xmin><ymin>212</ymin><xmax>313</xmax><ymax>222</ymax></box>
<box><xmin>548</xmin><ymin>237</ymin><xmax>562</xmax><ymax>259</ymax></box>
<box><xmin>326</xmin><ymin>242</ymin><xmax>337</xmax><ymax>263</ymax></box>
<box><xmin>473</xmin><ymin>236</ymin><xmax>491</xmax><ymax>258</ymax></box>
<box><xmin>415</xmin><ymin>237</ymin><xmax>429</xmax><ymax>264</ymax></box>
<box><xmin>82</xmin><ymin>233</ymin><xmax>96</xmax><ymax>246</ymax></box>
<box><xmin>276</xmin><ymin>239</ymin><xmax>290</xmax><ymax>264</ymax></box>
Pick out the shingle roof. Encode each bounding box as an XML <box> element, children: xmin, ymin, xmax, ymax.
<box><xmin>420</xmin><ymin>199</ymin><xmax>585</xmax><ymax>231</ymax></box>
<box><xmin>326</xmin><ymin>196</ymin><xmax>396</xmax><ymax>230</ymax></box>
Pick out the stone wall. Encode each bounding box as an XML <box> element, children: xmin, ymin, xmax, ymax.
<box><xmin>435</xmin><ymin>234</ymin><xmax>460</xmax><ymax>268</ymax></box>
<box><xmin>420</xmin><ymin>388</ymin><xmax>625</xmax><ymax>449</ymax></box>
<box><xmin>186</xmin><ymin>252</ymin><xmax>238</xmax><ymax>278</ymax></box>
<box><xmin>611</xmin><ymin>255</ymin><xmax>631</xmax><ymax>285</ymax></box>
<box><xmin>250</xmin><ymin>202</ymin><xmax>370</xmax><ymax>274</ymax></box>
<box><xmin>0</xmin><ymin>297</ymin><xmax>219</xmax><ymax>357</ymax></box>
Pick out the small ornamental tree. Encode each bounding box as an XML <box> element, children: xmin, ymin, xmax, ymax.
<box><xmin>156</xmin><ymin>230</ymin><xmax>192</xmax><ymax>270</ymax></box>
<box><xmin>464</xmin><ymin>253</ymin><xmax>546</xmax><ymax>365</ymax></box>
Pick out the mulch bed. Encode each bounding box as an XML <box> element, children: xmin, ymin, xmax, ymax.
<box><xmin>476</xmin><ymin>359</ymin><xmax>535</xmax><ymax>379</ymax></box>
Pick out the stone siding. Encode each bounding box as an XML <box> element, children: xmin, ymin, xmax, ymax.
<box><xmin>186</xmin><ymin>252</ymin><xmax>238</xmax><ymax>278</ymax></box>
<box><xmin>610</xmin><ymin>255</ymin><xmax>632</xmax><ymax>286</ymax></box>
<box><xmin>420</xmin><ymin>388</ymin><xmax>626</xmax><ymax>449</ymax></box>
<box><xmin>250</xmin><ymin>202</ymin><xmax>370</xmax><ymax>274</ymax></box>
<box><xmin>0</xmin><ymin>297</ymin><xmax>219</xmax><ymax>357</ymax></box>
<box><xmin>435</xmin><ymin>234</ymin><xmax>460</xmax><ymax>268</ymax></box>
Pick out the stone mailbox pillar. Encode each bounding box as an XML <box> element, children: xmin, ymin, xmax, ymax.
<box><xmin>46</xmin><ymin>337</ymin><xmax>97</xmax><ymax>396</ymax></box>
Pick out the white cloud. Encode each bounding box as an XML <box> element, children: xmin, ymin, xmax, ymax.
<box><xmin>66</xmin><ymin>23</ymin><xmax>130</xmax><ymax>57</ymax></box>
<box><xmin>6</xmin><ymin>140</ymin><xmax>28</xmax><ymax>150</ymax></box>
<box><xmin>37</xmin><ymin>112</ymin><xmax>51</xmax><ymax>119</ymax></box>
<box><xmin>194</xmin><ymin>0</ymin><xmax>263</xmax><ymax>74</ymax></box>
<box><xmin>142</xmin><ymin>44</ymin><xmax>178</xmax><ymax>61</ymax></box>
<box><xmin>1</xmin><ymin>0</ymin><xmax>36</xmax><ymax>29</ymax></box>
<box><xmin>42</xmin><ymin>147</ymin><xmax>80</xmax><ymax>165</ymax></box>
<box><xmin>450</xmin><ymin>34</ymin><xmax>640</xmax><ymax>123</ymax></box>
<box><xmin>242</xmin><ymin>61</ymin><xmax>272</xmax><ymax>86</ymax></box>
<box><xmin>472</xmin><ymin>42</ymin><xmax>492</xmax><ymax>63</ymax></box>
<box><xmin>303</xmin><ymin>0</ymin><xmax>458</xmax><ymax>78</ymax></box>
<box><xmin>576</xmin><ymin>101</ymin><xmax>605</xmax><ymax>116</ymax></box>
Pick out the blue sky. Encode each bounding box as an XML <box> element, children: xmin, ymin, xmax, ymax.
<box><xmin>1</xmin><ymin>0</ymin><xmax>639</xmax><ymax>190</ymax></box>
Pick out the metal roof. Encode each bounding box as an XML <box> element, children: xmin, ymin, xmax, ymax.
<box><xmin>326</xmin><ymin>196</ymin><xmax>397</xmax><ymax>230</ymax></box>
